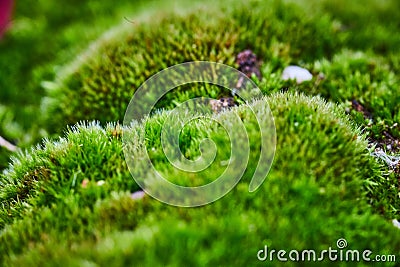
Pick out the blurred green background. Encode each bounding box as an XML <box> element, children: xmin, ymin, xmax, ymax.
<box><xmin>0</xmin><ymin>0</ymin><xmax>156</xmax><ymax>169</ymax></box>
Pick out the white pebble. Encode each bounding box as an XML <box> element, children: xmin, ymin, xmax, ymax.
<box><xmin>392</xmin><ymin>219</ymin><xmax>400</xmax><ymax>229</ymax></box>
<box><xmin>282</xmin><ymin>65</ymin><xmax>313</xmax><ymax>84</ymax></box>
<box><xmin>131</xmin><ymin>190</ymin><xmax>146</xmax><ymax>200</ymax></box>
<box><xmin>96</xmin><ymin>180</ymin><xmax>105</xmax><ymax>186</ymax></box>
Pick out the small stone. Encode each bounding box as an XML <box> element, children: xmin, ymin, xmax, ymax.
<box><xmin>317</xmin><ymin>72</ymin><xmax>326</xmax><ymax>80</ymax></box>
<box><xmin>392</xmin><ymin>219</ymin><xmax>400</xmax><ymax>229</ymax></box>
<box><xmin>131</xmin><ymin>190</ymin><xmax>145</xmax><ymax>200</ymax></box>
<box><xmin>209</xmin><ymin>97</ymin><xmax>236</xmax><ymax>113</ymax></box>
<box><xmin>220</xmin><ymin>97</ymin><xmax>235</xmax><ymax>108</ymax></box>
<box><xmin>282</xmin><ymin>65</ymin><xmax>313</xmax><ymax>84</ymax></box>
<box><xmin>96</xmin><ymin>180</ymin><xmax>105</xmax><ymax>186</ymax></box>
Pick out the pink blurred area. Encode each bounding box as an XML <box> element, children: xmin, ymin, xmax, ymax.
<box><xmin>0</xmin><ymin>0</ymin><xmax>14</xmax><ymax>38</ymax></box>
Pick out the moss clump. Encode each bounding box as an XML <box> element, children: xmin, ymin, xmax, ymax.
<box><xmin>42</xmin><ymin>0</ymin><xmax>400</xmax><ymax>136</ymax></box>
<box><xmin>0</xmin><ymin>122</ymin><xmax>138</xmax><ymax>229</ymax></box>
<box><xmin>42</xmin><ymin>0</ymin><xmax>346</xmax><ymax>132</ymax></box>
<box><xmin>40</xmin><ymin>3</ymin><xmax>400</xmax><ymax>210</ymax></box>
<box><xmin>312</xmin><ymin>50</ymin><xmax>399</xmax><ymax>141</ymax></box>
<box><xmin>1</xmin><ymin>93</ymin><xmax>398</xmax><ymax>266</ymax></box>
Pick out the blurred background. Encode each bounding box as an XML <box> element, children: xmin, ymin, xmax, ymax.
<box><xmin>0</xmin><ymin>0</ymin><xmax>156</xmax><ymax>169</ymax></box>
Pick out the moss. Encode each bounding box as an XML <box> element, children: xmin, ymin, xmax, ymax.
<box><xmin>42</xmin><ymin>0</ymin><xmax>346</xmax><ymax>132</ymax></box>
<box><xmin>42</xmin><ymin>0</ymin><xmax>400</xmax><ymax>135</ymax></box>
<box><xmin>1</xmin><ymin>0</ymin><xmax>399</xmax><ymax>265</ymax></box>
<box><xmin>312</xmin><ymin>50</ymin><xmax>399</xmax><ymax>140</ymax></box>
<box><xmin>1</xmin><ymin>93</ymin><xmax>399</xmax><ymax>265</ymax></box>
<box><xmin>0</xmin><ymin>0</ymin><xmax>158</xmax><ymax>171</ymax></box>
<box><xmin>0</xmin><ymin>122</ymin><xmax>139</xmax><ymax>229</ymax></box>
<box><xmin>41</xmin><ymin>2</ymin><xmax>400</xmax><ymax>194</ymax></box>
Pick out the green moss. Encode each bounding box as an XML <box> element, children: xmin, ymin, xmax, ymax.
<box><xmin>1</xmin><ymin>93</ymin><xmax>398</xmax><ymax>266</ymax></box>
<box><xmin>312</xmin><ymin>50</ymin><xmax>399</xmax><ymax>139</ymax></box>
<box><xmin>1</xmin><ymin>0</ymin><xmax>399</xmax><ymax>265</ymax></box>
<box><xmin>0</xmin><ymin>122</ymin><xmax>138</xmax><ymax>229</ymax></box>
<box><xmin>42</xmin><ymin>0</ymin><xmax>346</xmax><ymax>132</ymax></box>
<box><xmin>0</xmin><ymin>0</ymin><xmax>160</xmax><ymax>170</ymax></box>
<box><xmin>43</xmin><ymin>0</ymin><xmax>400</xmax><ymax>135</ymax></box>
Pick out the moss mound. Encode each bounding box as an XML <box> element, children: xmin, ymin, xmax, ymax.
<box><xmin>42</xmin><ymin>0</ymin><xmax>343</xmax><ymax>132</ymax></box>
<box><xmin>42</xmin><ymin>0</ymin><xmax>400</xmax><ymax>138</ymax></box>
<box><xmin>1</xmin><ymin>93</ymin><xmax>398</xmax><ymax>266</ymax></box>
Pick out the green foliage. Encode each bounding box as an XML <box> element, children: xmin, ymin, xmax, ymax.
<box><xmin>0</xmin><ymin>0</ymin><xmax>155</xmax><ymax>170</ymax></box>
<box><xmin>41</xmin><ymin>0</ymin><xmax>400</xmax><ymax>164</ymax></box>
<box><xmin>43</xmin><ymin>0</ymin><xmax>346</xmax><ymax>132</ymax></box>
<box><xmin>2</xmin><ymin>93</ymin><xmax>398</xmax><ymax>266</ymax></box>
<box><xmin>318</xmin><ymin>0</ymin><xmax>400</xmax><ymax>53</ymax></box>
<box><xmin>42</xmin><ymin>0</ymin><xmax>400</xmax><ymax>135</ymax></box>
<box><xmin>1</xmin><ymin>0</ymin><xmax>399</xmax><ymax>265</ymax></box>
<box><xmin>312</xmin><ymin>50</ymin><xmax>400</xmax><ymax>139</ymax></box>
<box><xmin>0</xmin><ymin>122</ymin><xmax>138</xmax><ymax>229</ymax></box>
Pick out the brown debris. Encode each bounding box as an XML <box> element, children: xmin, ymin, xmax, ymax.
<box><xmin>383</xmin><ymin>130</ymin><xmax>400</xmax><ymax>150</ymax></box>
<box><xmin>209</xmin><ymin>97</ymin><xmax>236</xmax><ymax>113</ymax></box>
<box><xmin>111</xmin><ymin>123</ymin><xmax>123</xmax><ymax>139</ymax></box>
<box><xmin>236</xmin><ymin>49</ymin><xmax>262</xmax><ymax>80</ymax></box>
<box><xmin>351</xmin><ymin>99</ymin><xmax>372</xmax><ymax>119</ymax></box>
<box><xmin>372</xmin><ymin>130</ymin><xmax>400</xmax><ymax>154</ymax></box>
<box><xmin>367</xmin><ymin>122</ymin><xmax>400</xmax><ymax>155</ymax></box>
<box><xmin>350</xmin><ymin>99</ymin><xmax>399</xmax><ymax>153</ymax></box>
